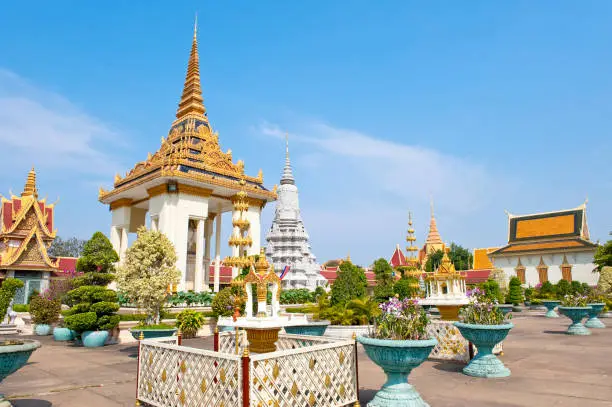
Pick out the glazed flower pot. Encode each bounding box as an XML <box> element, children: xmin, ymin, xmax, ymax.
<box><xmin>496</xmin><ymin>305</ymin><xmax>513</xmax><ymax>316</ymax></box>
<box><xmin>454</xmin><ymin>322</ymin><xmax>513</xmax><ymax>378</ymax></box>
<box><xmin>284</xmin><ymin>321</ymin><xmax>330</xmax><ymax>336</ymax></box>
<box><xmin>53</xmin><ymin>327</ymin><xmax>75</xmax><ymax>341</ymax></box>
<box><xmin>558</xmin><ymin>307</ymin><xmax>591</xmax><ymax>335</ymax></box>
<box><xmin>541</xmin><ymin>300</ymin><xmax>561</xmax><ymax>318</ymax></box>
<box><xmin>129</xmin><ymin>328</ymin><xmax>178</xmax><ymax>340</ymax></box>
<box><xmin>357</xmin><ymin>336</ymin><xmax>437</xmax><ymax>407</ymax></box>
<box><xmin>585</xmin><ymin>303</ymin><xmax>606</xmax><ymax>329</ymax></box>
<box><xmin>217</xmin><ymin>325</ymin><xmax>234</xmax><ymax>333</ymax></box>
<box><xmin>82</xmin><ymin>331</ymin><xmax>109</xmax><ymax>348</ymax></box>
<box><xmin>34</xmin><ymin>324</ymin><xmax>51</xmax><ymax>336</ymax></box>
<box><xmin>0</xmin><ymin>339</ymin><xmax>41</xmax><ymax>405</ymax></box>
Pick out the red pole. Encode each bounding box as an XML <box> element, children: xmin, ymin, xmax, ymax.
<box><xmin>353</xmin><ymin>332</ymin><xmax>360</xmax><ymax>402</ymax></box>
<box><xmin>468</xmin><ymin>342</ymin><xmax>474</xmax><ymax>360</ymax></box>
<box><xmin>214</xmin><ymin>327</ymin><xmax>219</xmax><ymax>352</ymax></box>
<box><xmin>135</xmin><ymin>331</ymin><xmax>144</xmax><ymax>405</ymax></box>
<box><xmin>177</xmin><ymin>329</ymin><xmax>183</xmax><ymax>346</ymax></box>
<box><xmin>242</xmin><ymin>347</ymin><xmax>250</xmax><ymax>407</ymax></box>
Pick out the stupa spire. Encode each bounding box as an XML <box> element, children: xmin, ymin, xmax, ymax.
<box><xmin>21</xmin><ymin>167</ymin><xmax>38</xmax><ymax>198</ymax></box>
<box><xmin>175</xmin><ymin>16</ymin><xmax>207</xmax><ymax>122</ymax></box>
<box><xmin>280</xmin><ymin>133</ymin><xmax>295</xmax><ymax>185</ymax></box>
<box><xmin>426</xmin><ymin>197</ymin><xmax>443</xmax><ymax>245</ymax></box>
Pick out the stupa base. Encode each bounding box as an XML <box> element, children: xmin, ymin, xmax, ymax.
<box><xmin>245</xmin><ymin>327</ymin><xmax>281</xmax><ymax>353</ymax></box>
<box><xmin>437</xmin><ymin>305</ymin><xmax>461</xmax><ymax>321</ymax></box>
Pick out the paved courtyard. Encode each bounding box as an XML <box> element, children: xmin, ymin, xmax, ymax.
<box><xmin>4</xmin><ymin>312</ymin><xmax>612</xmax><ymax>407</ymax></box>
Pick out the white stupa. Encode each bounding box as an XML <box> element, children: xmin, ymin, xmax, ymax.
<box><xmin>265</xmin><ymin>136</ymin><xmax>327</xmax><ymax>289</ymax></box>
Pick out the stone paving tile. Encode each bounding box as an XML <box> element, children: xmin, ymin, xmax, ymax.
<box><xmin>3</xmin><ymin>312</ymin><xmax>612</xmax><ymax>407</ymax></box>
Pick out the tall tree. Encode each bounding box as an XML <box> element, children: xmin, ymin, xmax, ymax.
<box><xmin>76</xmin><ymin>232</ymin><xmax>119</xmax><ymax>274</ymax></box>
<box><xmin>372</xmin><ymin>258</ymin><xmax>394</xmax><ymax>302</ymax></box>
<box><xmin>48</xmin><ymin>237</ymin><xmax>86</xmax><ymax>257</ymax></box>
<box><xmin>448</xmin><ymin>243</ymin><xmax>473</xmax><ymax>270</ymax></box>
<box><xmin>594</xmin><ymin>240</ymin><xmax>612</xmax><ymax>271</ymax></box>
<box><xmin>424</xmin><ymin>250</ymin><xmax>445</xmax><ymax>273</ymax></box>
<box><xmin>330</xmin><ymin>261</ymin><xmax>367</xmax><ymax>306</ymax></box>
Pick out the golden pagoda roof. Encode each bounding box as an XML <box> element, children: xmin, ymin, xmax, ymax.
<box><xmin>99</xmin><ymin>21</ymin><xmax>276</xmax><ymax>204</ymax></box>
<box><xmin>425</xmin><ymin>200</ymin><xmax>443</xmax><ymax>246</ymax></box>
<box><xmin>426</xmin><ymin>252</ymin><xmax>466</xmax><ymax>280</ymax></box>
<box><xmin>0</xmin><ymin>227</ymin><xmax>59</xmax><ymax>270</ymax></box>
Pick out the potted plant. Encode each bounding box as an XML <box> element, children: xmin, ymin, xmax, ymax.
<box><xmin>541</xmin><ymin>299</ymin><xmax>561</xmax><ymax>318</ymax></box>
<box><xmin>116</xmin><ymin>227</ymin><xmax>181</xmax><ymax>339</ymax></box>
<box><xmin>53</xmin><ymin>321</ymin><xmax>75</xmax><ymax>341</ymax></box>
<box><xmin>506</xmin><ymin>277</ymin><xmax>523</xmax><ymax>313</ymax></box>
<box><xmin>558</xmin><ymin>294</ymin><xmax>591</xmax><ymax>335</ymax></box>
<box><xmin>357</xmin><ymin>297</ymin><xmax>436</xmax><ymax>406</ymax></box>
<box><xmin>28</xmin><ymin>294</ymin><xmax>61</xmax><ymax>336</ymax></box>
<box><xmin>454</xmin><ymin>288</ymin><xmax>513</xmax><ymax>378</ymax></box>
<box><xmin>584</xmin><ymin>292</ymin><xmax>606</xmax><ymax>329</ymax></box>
<box><xmin>176</xmin><ymin>309</ymin><xmax>206</xmax><ymax>339</ymax></box>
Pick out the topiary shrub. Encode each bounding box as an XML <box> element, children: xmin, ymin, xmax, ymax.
<box><xmin>506</xmin><ymin>277</ymin><xmax>524</xmax><ymax>305</ymax></box>
<box><xmin>0</xmin><ymin>278</ymin><xmax>24</xmax><ymax>319</ymax></box>
<box><xmin>330</xmin><ymin>261</ymin><xmax>367</xmax><ymax>306</ymax></box>
<box><xmin>372</xmin><ymin>258</ymin><xmax>394</xmax><ymax>302</ymax></box>
<box><xmin>64</xmin><ymin>285</ymin><xmax>120</xmax><ymax>333</ymax></box>
<box><xmin>64</xmin><ymin>312</ymin><xmax>98</xmax><ymax>332</ymax></box>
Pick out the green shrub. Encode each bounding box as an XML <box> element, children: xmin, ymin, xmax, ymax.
<box><xmin>539</xmin><ymin>281</ymin><xmax>555</xmax><ymax>298</ymax></box>
<box><xmin>555</xmin><ymin>280</ymin><xmax>571</xmax><ymax>297</ymax></box>
<box><xmin>136</xmin><ymin>323</ymin><xmax>174</xmax><ymax>330</ymax></box>
<box><xmin>212</xmin><ymin>286</ymin><xmax>246</xmax><ymax>317</ymax></box>
<box><xmin>72</xmin><ymin>272</ymin><xmax>114</xmax><ymax>288</ymax></box>
<box><xmin>64</xmin><ymin>285</ymin><xmax>119</xmax><ymax>332</ymax></box>
<box><xmin>64</xmin><ymin>312</ymin><xmax>98</xmax><ymax>332</ymax></box>
<box><xmin>279</xmin><ymin>289</ymin><xmax>314</xmax><ymax>305</ymax></box>
<box><xmin>167</xmin><ymin>291</ymin><xmax>213</xmax><ymax>307</ymax></box>
<box><xmin>12</xmin><ymin>304</ymin><xmax>29</xmax><ymax>312</ymax></box>
<box><xmin>531</xmin><ymin>299</ymin><xmax>542</xmax><ymax>305</ymax></box>
<box><xmin>76</xmin><ymin>231</ymin><xmax>119</xmax><ymax>273</ymax></box>
<box><xmin>29</xmin><ymin>295</ymin><xmax>61</xmax><ymax>325</ymax></box>
<box><xmin>176</xmin><ymin>310</ymin><xmax>205</xmax><ymax>338</ymax></box>
<box><xmin>330</xmin><ymin>262</ymin><xmax>367</xmax><ymax>306</ymax></box>
<box><xmin>285</xmin><ymin>305</ymin><xmax>319</xmax><ymax>314</ymax></box>
<box><xmin>0</xmin><ymin>279</ymin><xmax>24</xmax><ymax>318</ymax></box>
<box><xmin>524</xmin><ymin>286</ymin><xmax>535</xmax><ymax>301</ymax></box>
<box><xmin>372</xmin><ymin>258</ymin><xmax>394</xmax><ymax>302</ymax></box>
<box><xmin>506</xmin><ymin>277</ymin><xmax>524</xmax><ymax>305</ymax></box>
<box><xmin>393</xmin><ymin>278</ymin><xmax>419</xmax><ymax>300</ymax></box>
<box><xmin>89</xmin><ymin>301</ymin><xmax>120</xmax><ymax>316</ymax></box>
<box><xmin>479</xmin><ymin>279</ymin><xmax>504</xmax><ymax>304</ymax></box>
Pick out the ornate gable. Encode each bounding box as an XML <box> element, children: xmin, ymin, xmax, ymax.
<box><xmin>1</xmin><ymin>227</ymin><xmax>58</xmax><ymax>270</ymax></box>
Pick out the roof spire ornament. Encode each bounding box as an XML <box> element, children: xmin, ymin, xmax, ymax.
<box><xmin>175</xmin><ymin>15</ymin><xmax>207</xmax><ymax>123</ymax></box>
<box><xmin>280</xmin><ymin>133</ymin><xmax>295</xmax><ymax>185</ymax></box>
<box><xmin>406</xmin><ymin>211</ymin><xmax>418</xmax><ymax>262</ymax></box>
<box><xmin>21</xmin><ymin>167</ymin><xmax>38</xmax><ymax>198</ymax></box>
<box><xmin>426</xmin><ymin>197</ymin><xmax>443</xmax><ymax>246</ymax></box>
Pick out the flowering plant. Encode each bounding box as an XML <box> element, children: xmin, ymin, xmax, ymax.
<box><xmin>372</xmin><ymin>297</ymin><xmax>429</xmax><ymax>340</ymax></box>
<box><xmin>459</xmin><ymin>288</ymin><xmax>509</xmax><ymax>325</ymax></box>
<box><xmin>560</xmin><ymin>294</ymin><xmax>588</xmax><ymax>307</ymax></box>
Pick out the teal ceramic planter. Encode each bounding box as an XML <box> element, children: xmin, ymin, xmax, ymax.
<box><xmin>217</xmin><ymin>325</ymin><xmax>234</xmax><ymax>333</ymax></box>
<box><xmin>454</xmin><ymin>322</ymin><xmax>513</xmax><ymax>378</ymax></box>
<box><xmin>496</xmin><ymin>305</ymin><xmax>513</xmax><ymax>316</ymax></box>
<box><xmin>585</xmin><ymin>303</ymin><xmax>606</xmax><ymax>329</ymax></box>
<box><xmin>558</xmin><ymin>306</ymin><xmax>591</xmax><ymax>335</ymax></box>
<box><xmin>53</xmin><ymin>327</ymin><xmax>75</xmax><ymax>341</ymax></box>
<box><xmin>541</xmin><ymin>300</ymin><xmax>561</xmax><ymax>318</ymax></box>
<box><xmin>357</xmin><ymin>336</ymin><xmax>437</xmax><ymax>407</ymax></box>
<box><xmin>130</xmin><ymin>328</ymin><xmax>177</xmax><ymax>340</ymax></box>
<box><xmin>34</xmin><ymin>324</ymin><xmax>51</xmax><ymax>336</ymax></box>
<box><xmin>82</xmin><ymin>331</ymin><xmax>109</xmax><ymax>348</ymax></box>
<box><xmin>0</xmin><ymin>339</ymin><xmax>41</xmax><ymax>404</ymax></box>
<box><xmin>284</xmin><ymin>321</ymin><xmax>330</xmax><ymax>336</ymax></box>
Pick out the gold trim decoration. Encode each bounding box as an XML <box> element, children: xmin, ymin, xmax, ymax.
<box><xmin>309</xmin><ymin>357</ymin><xmax>315</xmax><ymax>370</ymax></box>
<box><xmin>147</xmin><ymin>381</ymin><xmax>152</xmax><ymax>394</ymax></box>
<box><xmin>177</xmin><ymin>183</ymin><xmax>213</xmax><ymax>198</ymax></box>
<box><xmin>291</xmin><ymin>381</ymin><xmax>298</xmax><ymax>397</ymax></box>
<box><xmin>339</xmin><ymin>384</ymin><xmax>346</xmax><ymax>397</ymax></box>
<box><xmin>161</xmin><ymin>369</ymin><xmax>167</xmax><ymax>382</ymax></box>
<box><xmin>273</xmin><ymin>362</ymin><xmax>279</xmax><ymax>379</ymax></box>
<box><xmin>147</xmin><ymin>184</ymin><xmax>167</xmax><ymax>198</ymax></box>
<box><xmin>179</xmin><ymin>389</ymin><xmax>186</xmax><ymax>405</ymax></box>
<box><xmin>308</xmin><ymin>393</ymin><xmax>316</xmax><ymax>406</ymax></box>
<box><xmin>110</xmin><ymin>198</ymin><xmax>133</xmax><ymax>210</ymax></box>
<box><xmin>339</xmin><ymin>351</ymin><xmax>345</xmax><ymax>364</ymax></box>
<box><xmin>220</xmin><ymin>368</ymin><xmax>226</xmax><ymax>384</ymax></box>
<box><xmin>200</xmin><ymin>378</ymin><xmax>207</xmax><ymax>393</ymax></box>
<box><xmin>180</xmin><ymin>360</ymin><xmax>187</xmax><ymax>373</ymax></box>
<box><xmin>325</xmin><ymin>375</ymin><xmax>331</xmax><ymax>388</ymax></box>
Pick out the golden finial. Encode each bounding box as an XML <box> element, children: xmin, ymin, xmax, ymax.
<box><xmin>214</xmin><ymin>326</ymin><xmax>219</xmax><ymax>334</ymax></box>
<box><xmin>346</xmin><ymin>251</ymin><xmax>351</xmax><ymax>262</ymax></box>
<box><xmin>139</xmin><ymin>331</ymin><xmax>145</xmax><ymax>341</ymax></box>
<box><xmin>242</xmin><ymin>346</ymin><xmax>250</xmax><ymax>357</ymax></box>
<box><xmin>352</xmin><ymin>332</ymin><xmax>357</xmax><ymax>340</ymax></box>
<box><xmin>21</xmin><ymin>167</ymin><xmax>38</xmax><ymax>198</ymax></box>
<box><xmin>175</xmin><ymin>16</ymin><xmax>206</xmax><ymax>122</ymax></box>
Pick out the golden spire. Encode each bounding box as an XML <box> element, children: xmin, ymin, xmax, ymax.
<box><xmin>21</xmin><ymin>167</ymin><xmax>38</xmax><ymax>198</ymax></box>
<box><xmin>175</xmin><ymin>16</ymin><xmax>207</xmax><ymax>122</ymax></box>
<box><xmin>346</xmin><ymin>251</ymin><xmax>351</xmax><ymax>262</ymax></box>
<box><xmin>406</xmin><ymin>211</ymin><xmax>418</xmax><ymax>261</ymax></box>
<box><xmin>425</xmin><ymin>197</ymin><xmax>443</xmax><ymax>245</ymax></box>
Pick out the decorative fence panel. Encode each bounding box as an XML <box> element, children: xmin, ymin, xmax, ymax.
<box><xmin>219</xmin><ymin>330</ymin><xmax>248</xmax><ymax>355</ymax></box>
<box><xmin>137</xmin><ymin>340</ymin><xmax>242</xmax><ymax>407</ymax></box>
<box><xmin>426</xmin><ymin>321</ymin><xmax>503</xmax><ymax>363</ymax></box>
<box><xmin>249</xmin><ymin>340</ymin><xmax>358</xmax><ymax>407</ymax></box>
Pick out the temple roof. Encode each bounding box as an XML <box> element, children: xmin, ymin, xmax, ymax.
<box><xmin>389</xmin><ymin>244</ymin><xmax>408</xmax><ymax>268</ymax></box>
<box><xmin>490</xmin><ymin>202</ymin><xmax>597</xmax><ymax>256</ymax></box>
<box><xmin>472</xmin><ymin>248</ymin><xmax>497</xmax><ymax>270</ymax></box>
<box><xmin>0</xmin><ymin>227</ymin><xmax>59</xmax><ymax>270</ymax></box>
<box><xmin>425</xmin><ymin>200</ymin><xmax>443</xmax><ymax>246</ymax></box>
<box><xmin>99</xmin><ymin>22</ymin><xmax>276</xmax><ymax>204</ymax></box>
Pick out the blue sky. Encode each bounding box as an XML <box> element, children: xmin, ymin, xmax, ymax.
<box><xmin>0</xmin><ymin>1</ymin><xmax>610</xmax><ymax>266</ymax></box>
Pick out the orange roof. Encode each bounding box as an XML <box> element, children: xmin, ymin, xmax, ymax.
<box><xmin>490</xmin><ymin>238</ymin><xmax>596</xmax><ymax>256</ymax></box>
<box><xmin>472</xmin><ymin>248</ymin><xmax>498</xmax><ymax>270</ymax></box>
<box><xmin>507</xmin><ymin>205</ymin><xmax>589</xmax><ymax>243</ymax></box>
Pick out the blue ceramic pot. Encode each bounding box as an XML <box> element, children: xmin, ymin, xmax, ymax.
<box><xmin>357</xmin><ymin>336</ymin><xmax>437</xmax><ymax>407</ymax></box>
<box><xmin>541</xmin><ymin>300</ymin><xmax>561</xmax><ymax>318</ymax></box>
<box><xmin>34</xmin><ymin>324</ymin><xmax>51</xmax><ymax>336</ymax></box>
<box><xmin>284</xmin><ymin>321</ymin><xmax>330</xmax><ymax>336</ymax></box>
<box><xmin>0</xmin><ymin>339</ymin><xmax>41</xmax><ymax>404</ymax></box>
<box><xmin>585</xmin><ymin>303</ymin><xmax>606</xmax><ymax>329</ymax></box>
<box><xmin>558</xmin><ymin>307</ymin><xmax>591</xmax><ymax>335</ymax></box>
<box><xmin>130</xmin><ymin>328</ymin><xmax>177</xmax><ymax>340</ymax></box>
<box><xmin>53</xmin><ymin>327</ymin><xmax>74</xmax><ymax>341</ymax></box>
<box><xmin>496</xmin><ymin>305</ymin><xmax>513</xmax><ymax>316</ymax></box>
<box><xmin>217</xmin><ymin>325</ymin><xmax>234</xmax><ymax>333</ymax></box>
<box><xmin>454</xmin><ymin>322</ymin><xmax>513</xmax><ymax>378</ymax></box>
<box><xmin>82</xmin><ymin>331</ymin><xmax>109</xmax><ymax>348</ymax></box>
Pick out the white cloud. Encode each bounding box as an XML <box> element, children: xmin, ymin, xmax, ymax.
<box><xmin>0</xmin><ymin>69</ymin><xmax>125</xmax><ymax>176</ymax></box>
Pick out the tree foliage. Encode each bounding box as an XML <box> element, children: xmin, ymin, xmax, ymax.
<box><xmin>63</xmin><ymin>286</ymin><xmax>119</xmax><ymax>332</ymax></box>
<box><xmin>506</xmin><ymin>277</ymin><xmax>524</xmax><ymax>305</ymax></box>
<box><xmin>0</xmin><ymin>279</ymin><xmax>24</xmax><ymax>319</ymax></box>
<box><xmin>448</xmin><ymin>243</ymin><xmax>473</xmax><ymax>271</ymax></box>
<box><xmin>116</xmin><ymin>227</ymin><xmax>181</xmax><ymax>325</ymax></box>
<box><xmin>330</xmin><ymin>261</ymin><xmax>367</xmax><ymax>306</ymax></box>
<box><xmin>212</xmin><ymin>286</ymin><xmax>246</xmax><ymax>317</ymax></box>
<box><xmin>393</xmin><ymin>278</ymin><xmax>420</xmax><ymax>299</ymax></box>
<box><xmin>48</xmin><ymin>236</ymin><xmax>86</xmax><ymax>258</ymax></box>
<box><xmin>76</xmin><ymin>232</ymin><xmax>119</xmax><ymax>274</ymax></box>
<box><xmin>479</xmin><ymin>279</ymin><xmax>504</xmax><ymax>304</ymax></box>
<box><xmin>597</xmin><ymin>266</ymin><xmax>612</xmax><ymax>294</ymax></box>
<box><xmin>372</xmin><ymin>258</ymin><xmax>394</xmax><ymax>302</ymax></box>
<box><xmin>424</xmin><ymin>250</ymin><xmax>444</xmax><ymax>273</ymax></box>
<box><xmin>594</xmin><ymin>240</ymin><xmax>612</xmax><ymax>271</ymax></box>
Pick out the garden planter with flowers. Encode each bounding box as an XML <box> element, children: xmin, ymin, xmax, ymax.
<box><xmin>558</xmin><ymin>294</ymin><xmax>592</xmax><ymax>335</ymax></box>
<box><xmin>357</xmin><ymin>297</ymin><xmax>436</xmax><ymax>407</ymax></box>
<box><xmin>454</xmin><ymin>288</ymin><xmax>513</xmax><ymax>378</ymax></box>
<box><xmin>541</xmin><ymin>300</ymin><xmax>561</xmax><ymax>318</ymax></box>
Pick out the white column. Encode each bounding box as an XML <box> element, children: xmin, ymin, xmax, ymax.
<box><xmin>120</xmin><ymin>227</ymin><xmax>129</xmax><ymax>262</ymax></box>
<box><xmin>246</xmin><ymin>206</ymin><xmax>262</xmax><ymax>255</ymax></box>
<box><xmin>176</xmin><ymin>215</ymin><xmax>189</xmax><ymax>292</ymax></box>
<box><xmin>110</xmin><ymin>226</ymin><xmax>121</xmax><ymax>258</ymax></box>
<box><xmin>194</xmin><ymin>218</ymin><xmax>205</xmax><ymax>293</ymax></box>
<box><xmin>203</xmin><ymin>218</ymin><xmax>212</xmax><ymax>292</ymax></box>
<box><xmin>214</xmin><ymin>212</ymin><xmax>222</xmax><ymax>292</ymax></box>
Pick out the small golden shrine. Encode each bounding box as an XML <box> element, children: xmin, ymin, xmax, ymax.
<box><xmin>421</xmin><ymin>252</ymin><xmax>468</xmax><ymax>320</ymax></box>
<box><xmin>243</xmin><ymin>248</ymin><xmax>282</xmax><ymax>318</ymax></box>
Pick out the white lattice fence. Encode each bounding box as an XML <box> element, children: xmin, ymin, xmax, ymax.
<box><xmin>219</xmin><ymin>330</ymin><xmax>248</xmax><ymax>355</ymax></box>
<box><xmin>249</xmin><ymin>340</ymin><xmax>358</xmax><ymax>407</ymax></box>
<box><xmin>276</xmin><ymin>334</ymin><xmax>334</xmax><ymax>351</ymax></box>
<box><xmin>426</xmin><ymin>321</ymin><xmax>504</xmax><ymax>363</ymax></box>
<box><xmin>137</xmin><ymin>340</ymin><xmax>242</xmax><ymax>407</ymax></box>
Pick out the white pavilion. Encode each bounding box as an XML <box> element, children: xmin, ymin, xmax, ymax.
<box><xmin>265</xmin><ymin>137</ymin><xmax>326</xmax><ymax>289</ymax></box>
<box><xmin>98</xmin><ymin>24</ymin><xmax>276</xmax><ymax>292</ymax></box>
